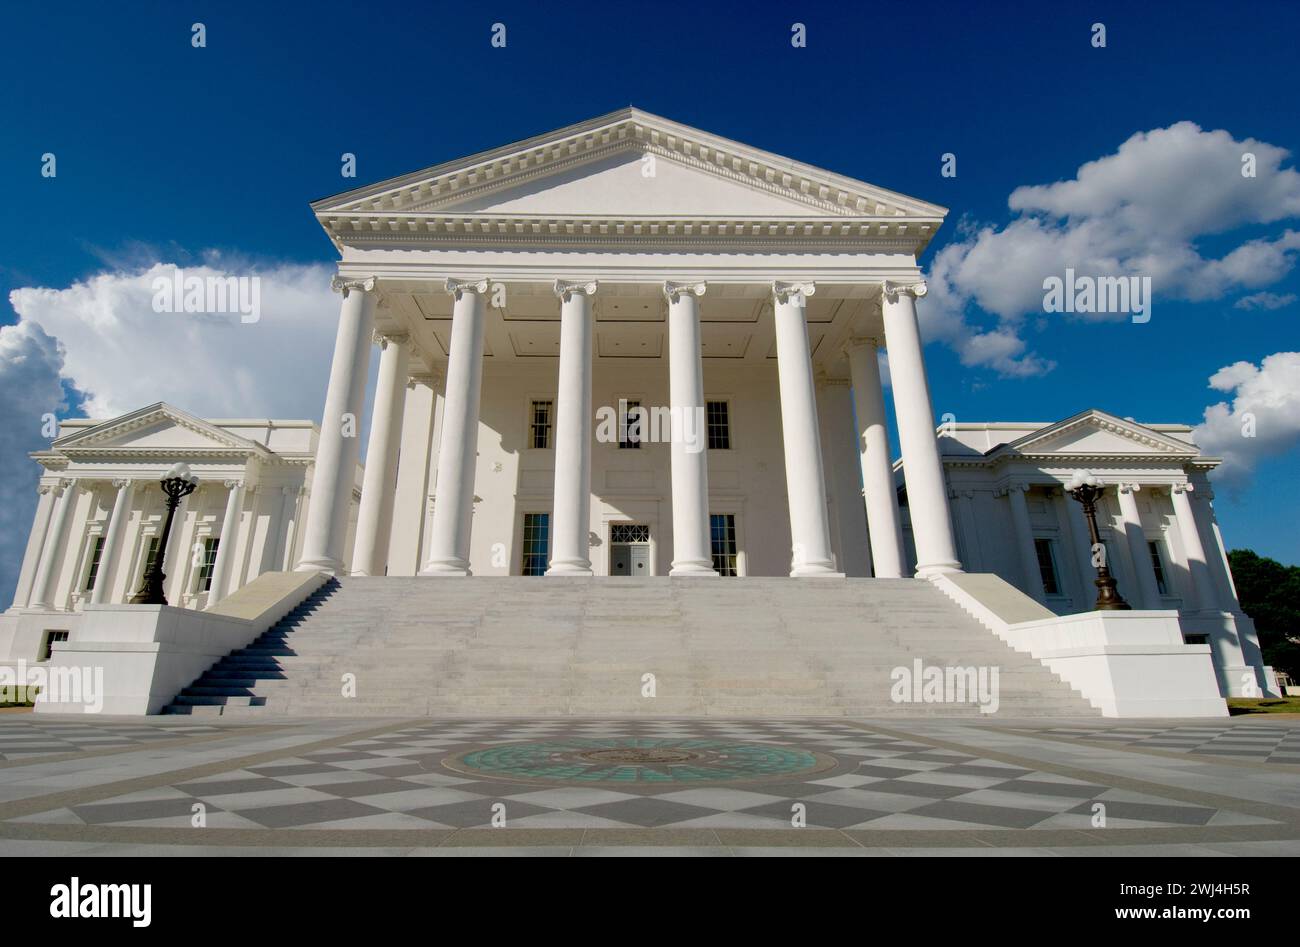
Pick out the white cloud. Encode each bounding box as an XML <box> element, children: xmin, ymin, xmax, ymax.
<box><xmin>9</xmin><ymin>261</ymin><xmax>339</xmax><ymax>419</ymax></box>
<box><xmin>1234</xmin><ymin>291</ymin><xmax>1297</xmax><ymax>311</ymax></box>
<box><xmin>0</xmin><ymin>322</ymin><xmax>70</xmax><ymax>606</ymax></box>
<box><xmin>926</xmin><ymin>122</ymin><xmax>1300</xmax><ymax>375</ymax></box>
<box><xmin>1192</xmin><ymin>351</ymin><xmax>1300</xmax><ymax>487</ymax></box>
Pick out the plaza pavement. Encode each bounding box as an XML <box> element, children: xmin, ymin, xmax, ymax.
<box><xmin>1</xmin><ymin>712</ymin><xmax>1298</xmax><ymax>856</ymax></box>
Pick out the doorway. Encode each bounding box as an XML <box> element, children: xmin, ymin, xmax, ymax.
<box><xmin>609</xmin><ymin>523</ymin><xmax>651</xmax><ymax>577</ymax></box>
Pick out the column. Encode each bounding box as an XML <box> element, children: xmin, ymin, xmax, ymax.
<box><xmin>547</xmin><ymin>280</ymin><xmax>597</xmax><ymax>576</ymax></box>
<box><xmin>846</xmin><ymin>338</ymin><xmax>905</xmax><ymax>578</ymax></box>
<box><xmin>1174</xmin><ymin>481</ymin><xmax>1250</xmax><ymax>689</ymax></box>
<box><xmin>29</xmin><ymin>479</ymin><xmax>78</xmax><ymax>610</ymax></box>
<box><xmin>1171</xmin><ymin>483</ymin><xmax>1215</xmax><ymax>612</ymax></box>
<box><xmin>297</xmin><ymin>276</ymin><xmax>378</xmax><ymax>573</ymax></box>
<box><xmin>773</xmin><ymin>281</ymin><xmax>840</xmax><ymax>577</ymax></box>
<box><xmin>13</xmin><ymin>484</ymin><xmax>58</xmax><ymax>608</ymax></box>
<box><xmin>205</xmin><ymin>480</ymin><xmax>244</xmax><ymax>605</ymax></box>
<box><xmin>664</xmin><ymin>281</ymin><xmax>717</xmax><ymax>576</ymax></box>
<box><xmin>90</xmin><ymin>479</ymin><xmax>135</xmax><ymax>605</ymax></box>
<box><xmin>817</xmin><ymin>375</ymin><xmax>871</xmax><ymax>577</ymax></box>
<box><xmin>880</xmin><ymin>281</ymin><xmax>961</xmax><ymax>577</ymax></box>
<box><xmin>352</xmin><ymin>331</ymin><xmax>411</xmax><ymax>576</ymax></box>
<box><xmin>421</xmin><ymin>278</ymin><xmax>489</xmax><ymax>576</ymax></box>
<box><xmin>1116</xmin><ymin>483</ymin><xmax>1162</xmax><ymax>609</ymax></box>
<box><xmin>1005</xmin><ymin>483</ymin><xmax>1045</xmax><ymax>603</ymax></box>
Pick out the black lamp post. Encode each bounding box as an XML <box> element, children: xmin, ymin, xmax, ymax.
<box><xmin>129</xmin><ymin>462</ymin><xmax>199</xmax><ymax>605</ymax></box>
<box><xmin>1065</xmin><ymin>470</ymin><xmax>1131</xmax><ymax>611</ymax></box>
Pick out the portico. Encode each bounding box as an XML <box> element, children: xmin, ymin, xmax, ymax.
<box><xmin>298</xmin><ymin>107</ymin><xmax>963</xmax><ymax>582</ymax></box>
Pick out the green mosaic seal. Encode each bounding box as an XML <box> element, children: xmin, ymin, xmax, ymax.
<box><xmin>442</xmin><ymin>737</ymin><xmax>836</xmax><ymax>785</ymax></box>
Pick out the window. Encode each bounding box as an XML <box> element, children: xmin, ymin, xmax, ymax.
<box><xmin>619</xmin><ymin>400</ymin><xmax>642</xmax><ymax>449</ymax></box>
<box><xmin>521</xmin><ymin>513</ymin><xmax>550</xmax><ymax>576</ymax></box>
<box><xmin>529</xmin><ymin>400</ymin><xmax>553</xmax><ymax>449</ymax></box>
<box><xmin>40</xmin><ymin>631</ymin><xmax>69</xmax><ymax>662</ymax></box>
<box><xmin>1034</xmin><ymin>538</ymin><xmax>1061</xmax><ymax>596</ymax></box>
<box><xmin>196</xmin><ymin>538</ymin><xmax>220</xmax><ymax>592</ymax></box>
<box><xmin>140</xmin><ymin>536</ymin><xmax>161</xmax><ymax>579</ymax></box>
<box><xmin>710</xmin><ymin>514</ymin><xmax>738</xmax><ymax>576</ymax></box>
<box><xmin>610</xmin><ymin>523</ymin><xmax>650</xmax><ymax>543</ymax></box>
<box><xmin>1147</xmin><ymin>541</ymin><xmax>1169</xmax><ymax>596</ymax></box>
<box><xmin>84</xmin><ymin>536</ymin><xmax>106</xmax><ymax>592</ymax></box>
<box><xmin>706</xmin><ymin>401</ymin><xmax>731</xmax><ymax>450</ymax></box>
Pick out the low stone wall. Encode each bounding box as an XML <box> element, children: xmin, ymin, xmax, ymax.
<box><xmin>32</xmin><ymin>571</ymin><xmax>328</xmax><ymax>716</ymax></box>
<box><xmin>933</xmin><ymin>572</ymin><xmax>1228</xmax><ymax>718</ymax></box>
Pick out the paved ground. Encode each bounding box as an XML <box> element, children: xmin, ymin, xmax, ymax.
<box><xmin>1</xmin><ymin>713</ymin><xmax>1298</xmax><ymax>855</ymax></box>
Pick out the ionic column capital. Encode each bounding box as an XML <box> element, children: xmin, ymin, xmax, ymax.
<box><xmin>222</xmin><ymin>479</ymin><xmax>245</xmax><ymax>491</ymax></box>
<box><xmin>772</xmin><ymin>281</ymin><xmax>815</xmax><ymax>305</ymax></box>
<box><xmin>554</xmin><ymin>279</ymin><xmax>598</xmax><ymax>301</ymax></box>
<box><xmin>1117</xmin><ymin>482</ymin><xmax>1141</xmax><ymax>495</ymax></box>
<box><xmin>845</xmin><ymin>335</ymin><xmax>883</xmax><ymax>354</ymax></box>
<box><xmin>373</xmin><ymin>330</ymin><xmax>409</xmax><ymax>349</ymax></box>
<box><xmin>330</xmin><ymin>275</ymin><xmax>377</xmax><ymax>297</ymax></box>
<box><xmin>1172</xmin><ymin>482</ymin><xmax>1195</xmax><ymax>496</ymax></box>
<box><xmin>663</xmin><ymin>280</ymin><xmax>706</xmax><ymax>303</ymax></box>
<box><xmin>445</xmin><ymin>277</ymin><xmax>489</xmax><ymax>299</ymax></box>
<box><xmin>111</xmin><ymin>477</ymin><xmax>133</xmax><ymax>489</ymax></box>
<box><xmin>881</xmin><ymin>279</ymin><xmax>928</xmax><ymax>302</ymax></box>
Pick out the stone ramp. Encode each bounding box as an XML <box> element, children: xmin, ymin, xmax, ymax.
<box><xmin>161</xmin><ymin>577</ymin><xmax>1099</xmax><ymax>717</ymax></box>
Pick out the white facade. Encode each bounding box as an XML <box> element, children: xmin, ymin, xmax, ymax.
<box><xmin>0</xmin><ymin>109</ymin><xmax>1274</xmax><ymax>710</ymax></box>
<box><xmin>0</xmin><ymin>403</ymin><xmax>359</xmax><ymax>664</ymax></box>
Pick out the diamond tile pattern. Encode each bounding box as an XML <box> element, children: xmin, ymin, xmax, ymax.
<box><xmin>1018</xmin><ymin>724</ymin><xmax>1300</xmax><ymax>764</ymax></box>
<box><xmin>0</xmin><ymin>720</ymin><xmax>226</xmax><ymax>760</ymax></box>
<box><xmin>18</xmin><ymin>720</ymin><xmax>1273</xmax><ymax>832</ymax></box>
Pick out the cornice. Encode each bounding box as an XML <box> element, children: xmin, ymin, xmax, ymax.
<box><xmin>321</xmin><ymin>214</ymin><xmax>938</xmax><ymax>255</ymax></box>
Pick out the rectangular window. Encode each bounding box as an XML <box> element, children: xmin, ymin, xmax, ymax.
<box><xmin>521</xmin><ymin>513</ymin><xmax>550</xmax><ymax>576</ymax></box>
<box><xmin>84</xmin><ymin>536</ymin><xmax>106</xmax><ymax>591</ymax></box>
<box><xmin>40</xmin><ymin>631</ymin><xmax>69</xmax><ymax>662</ymax></box>
<box><xmin>1034</xmin><ymin>538</ymin><xmax>1061</xmax><ymax>596</ymax></box>
<box><xmin>197</xmin><ymin>538</ymin><xmax>220</xmax><ymax>592</ymax></box>
<box><xmin>141</xmin><ymin>536</ymin><xmax>161</xmax><ymax>578</ymax></box>
<box><xmin>530</xmin><ymin>399</ymin><xmax>553</xmax><ymax>449</ymax></box>
<box><xmin>619</xmin><ymin>400</ymin><xmax>642</xmax><ymax>449</ymax></box>
<box><xmin>1147</xmin><ymin>540</ymin><xmax>1169</xmax><ymax>596</ymax></box>
<box><xmin>706</xmin><ymin>401</ymin><xmax>731</xmax><ymax>450</ymax></box>
<box><xmin>710</xmin><ymin>514</ymin><xmax>738</xmax><ymax>577</ymax></box>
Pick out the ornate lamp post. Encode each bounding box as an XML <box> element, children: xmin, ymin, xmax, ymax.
<box><xmin>129</xmin><ymin>462</ymin><xmax>199</xmax><ymax>606</ymax></box>
<box><xmin>1064</xmin><ymin>469</ymin><xmax>1131</xmax><ymax>611</ymax></box>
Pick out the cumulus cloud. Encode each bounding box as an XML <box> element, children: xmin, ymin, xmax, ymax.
<box><xmin>9</xmin><ymin>260</ymin><xmax>339</xmax><ymax>419</ymax></box>
<box><xmin>1</xmin><ymin>258</ymin><xmax>342</xmax><ymax>607</ymax></box>
<box><xmin>0</xmin><ymin>322</ymin><xmax>71</xmax><ymax>606</ymax></box>
<box><xmin>926</xmin><ymin>122</ymin><xmax>1300</xmax><ymax>375</ymax></box>
<box><xmin>1192</xmin><ymin>352</ymin><xmax>1300</xmax><ymax>488</ymax></box>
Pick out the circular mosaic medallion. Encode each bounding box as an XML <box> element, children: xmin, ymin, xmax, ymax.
<box><xmin>442</xmin><ymin>738</ymin><xmax>837</xmax><ymax>785</ymax></box>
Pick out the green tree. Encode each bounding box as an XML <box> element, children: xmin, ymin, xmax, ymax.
<box><xmin>1228</xmin><ymin>549</ymin><xmax>1300</xmax><ymax>682</ymax></box>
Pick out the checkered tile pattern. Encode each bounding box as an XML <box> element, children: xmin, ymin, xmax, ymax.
<box><xmin>1019</xmin><ymin>724</ymin><xmax>1300</xmax><ymax>764</ymax></box>
<box><xmin>14</xmin><ymin>720</ymin><xmax>1277</xmax><ymax>832</ymax></box>
<box><xmin>0</xmin><ymin>720</ymin><xmax>225</xmax><ymax>760</ymax></box>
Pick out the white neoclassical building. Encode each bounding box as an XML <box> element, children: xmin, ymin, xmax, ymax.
<box><xmin>0</xmin><ymin>109</ymin><xmax>1275</xmax><ymax>711</ymax></box>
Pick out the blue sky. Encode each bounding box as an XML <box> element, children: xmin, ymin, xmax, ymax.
<box><xmin>2</xmin><ymin>0</ymin><xmax>1298</xmax><ymax>601</ymax></box>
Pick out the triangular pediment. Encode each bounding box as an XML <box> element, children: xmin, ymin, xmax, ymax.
<box><xmin>52</xmin><ymin>403</ymin><xmax>266</xmax><ymax>455</ymax></box>
<box><xmin>994</xmin><ymin>410</ymin><xmax>1200</xmax><ymax>459</ymax></box>
<box><xmin>312</xmin><ymin>108</ymin><xmax>947</xmax><ymax>223</ymax></box>
<box><xmin>426</xmin><ymin>148</ymin><xmax>817</xmax><ymax>217</ymax></box>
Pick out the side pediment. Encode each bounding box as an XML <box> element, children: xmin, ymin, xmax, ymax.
<box><xmin>52</xmin><ymin>403</ymin><xmax>265</xmax><ymax>456</ymax></box>
<box><xmin>995</xmin><ymin>410</ymin><xmax>1200</xmax><ymax>459</ymax></box>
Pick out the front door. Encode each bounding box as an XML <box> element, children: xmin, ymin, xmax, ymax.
<box><xmin>609</xmin><ymin>524</ymin><xmax>651</xmax><ymax>577</ymax></box>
